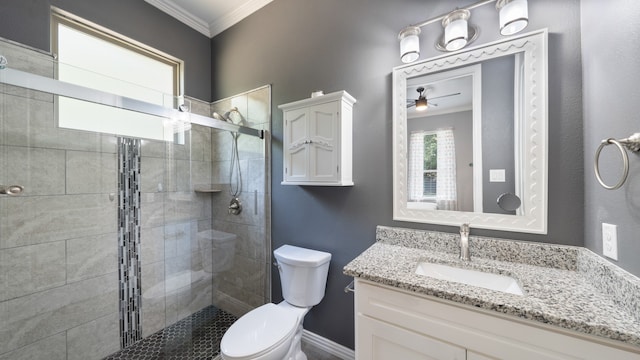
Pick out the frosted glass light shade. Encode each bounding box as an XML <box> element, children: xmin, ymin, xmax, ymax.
<box><xmin>444</xmin><ymin>19</ymin><xmax>468</xmax><ymax>51</ymax></box>
<box><xmin>399</xmin><ymin>26</ymin><xmax>421</xmax><ymax>63</ymax></box>
<box><xmin>498</xmin><ymin>0</ymin><xmax>529</xmax><ymax>35</ymax></box>
<box><xmin>442</xmin><ymin>9</ymin><xmax>470</xmax><ymax>52</ymax></box>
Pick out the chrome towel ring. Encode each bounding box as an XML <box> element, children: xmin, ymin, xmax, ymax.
<box><xmin>594</xmin><ymin>133</ymin><xmax>640</xmax><ymax>190</ymax></box>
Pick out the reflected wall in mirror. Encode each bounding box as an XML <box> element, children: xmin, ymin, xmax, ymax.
<box><xmin>393</xmin><ymin>30</ymin><xmax>548</xmax><ymax>234</ymax></box>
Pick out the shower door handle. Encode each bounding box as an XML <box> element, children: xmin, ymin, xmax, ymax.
<box><xmin>0</xmin><ymin>185</ymin><xmax>24</xmax><ymax>196</ymax></box>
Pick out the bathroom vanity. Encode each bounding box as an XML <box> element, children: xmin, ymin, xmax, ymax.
<box><xmin>344</xmin><ymin>226</ymin><xmax>640</xmax><ymax>359</ymax></box>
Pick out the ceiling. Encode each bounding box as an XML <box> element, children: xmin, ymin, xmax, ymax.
<box><xmin>407</xmin><ymin>75</ymin><xmax>472</xmax><ymax>118</ymax></box>
<box><xmin>144</xmin><ymin>0</ymin><xmax>273</xmax><ymax>38</ymax></box>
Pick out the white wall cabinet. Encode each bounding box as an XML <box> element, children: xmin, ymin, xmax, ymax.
<box><xmin>279</xmin><ymin>91</ymin><xmax>356</xmax><ymax>186</ymax></box>
<box><xmin>355</xmin><ymin>279</ymin><xmax>640</xmax><ymax>360</ymax></box>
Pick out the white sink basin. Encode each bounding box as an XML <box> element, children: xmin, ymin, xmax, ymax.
<box><xmin>415</xmin><ymin>262</ymin><xmax>525</xmax><ymax>296</ymax></box>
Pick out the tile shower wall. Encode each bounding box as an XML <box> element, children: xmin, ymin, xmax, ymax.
<box><xmin>0</xmin><ymin>41</ymin><xmax>120</xmax><ymax>360</ymax></box>
<box><xmin>210</xmin><ymin>87</ymin><xmax>271</xmax><ymax>316</ymax></box>
<box><xmin>0</xmin><ymin>40</ymin><xmax>223</xmax><ymax>359</ymax></box>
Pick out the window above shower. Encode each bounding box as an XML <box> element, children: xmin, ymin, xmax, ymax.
<box><xmin>51</xmin><ymin>8</ymin><xmax>185</xmax><ymax>142</ymax></box>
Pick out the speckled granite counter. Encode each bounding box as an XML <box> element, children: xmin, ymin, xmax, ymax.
<box><xmin>344</xmin><ymin>226</ymin><xmax>640</xmax><ymax>348</ymax></box>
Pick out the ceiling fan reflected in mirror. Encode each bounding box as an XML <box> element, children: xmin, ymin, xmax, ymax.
<box><xmin>407</xmin><ymin>86</ymin><xmax>461</xmax><ymax>112</ymax></box>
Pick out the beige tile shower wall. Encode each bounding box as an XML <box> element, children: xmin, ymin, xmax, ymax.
<box><xmin>0</xmin><ymin>40</ymin><xmax>120</xmax><ymax>360</ymax></box>
<box><xmin>210</xmin><ymin>87</ymin><xmax>271</xmax><ymax>317</ymax></box>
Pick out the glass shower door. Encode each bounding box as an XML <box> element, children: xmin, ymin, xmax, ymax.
<box><xmin>0</xmin><ymin>40</ymin><xmax>270</xmax><ymax>360</ymax></box>
<box><xmin>0</xmin><ymin>45</ymin><xmax>122</xmax><ymax>359</ymax></box>
<box><xmin>0</xmin><ymin>41</ymin><xmax>198</xmax><ymax>359</ymax></box>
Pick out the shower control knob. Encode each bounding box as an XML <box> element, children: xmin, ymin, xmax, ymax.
<box><xmin>228</xmin><ymin>197</ymin><xmax>242</xmax><ymax>215</ymax></box>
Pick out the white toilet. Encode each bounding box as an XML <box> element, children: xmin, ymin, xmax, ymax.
<box><xmin>220</xmin><ymin>244</ymin><xmax>332</xmax><ymax>360</ymax></box>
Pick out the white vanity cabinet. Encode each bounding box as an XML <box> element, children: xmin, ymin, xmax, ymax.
<box><xmin>279</xmin><ymin>91</ymin><xmax>356</xmax><ymax>186</ymax></box>
<box><xmin>355</xmin><ymin>279</ymin><xmax>640</xmax><ymax>360</ymax></box>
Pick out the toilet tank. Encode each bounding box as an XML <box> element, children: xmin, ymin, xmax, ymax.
<box><xmin>274</xmin><ymin>245</ymin><xmax>331</xmax><ymax>307</ymax></box>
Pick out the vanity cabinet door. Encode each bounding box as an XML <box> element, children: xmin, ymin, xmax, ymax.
<box><xmin>355</xmin><ymin>279</ymin><xmax>640</xmax><ymax>360</ymax></box>
<box><xmin>356</xmin><ymin>315</ymin><xmax>466</xmax><ymax>360</ymax></box>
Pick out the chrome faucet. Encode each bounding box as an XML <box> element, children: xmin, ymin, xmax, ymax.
<box><xmin>460</xmin><ymin>223</ymin><xmax>470</xmax><ymax>261</ymax></box>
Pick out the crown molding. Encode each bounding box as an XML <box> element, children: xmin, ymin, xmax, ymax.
<box><xmin>144</xmin><ymin>0</ymin><xmax>211</xmax><ymax>37</ymax></box>
<box><xmin>145</xmin><ymin>0</ymin><xmax>272</xmax><ymax>38</ymax></box>
<box><xmin>208</xmin><ymin>0</ymin><xmax>273</xmax><ymax>37</ymax></box>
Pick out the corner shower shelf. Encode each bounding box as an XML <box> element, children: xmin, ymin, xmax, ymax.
<box><xmin>194</xmin><ymin>188</ymin><xmax>222</xmax><ymax>193</ymax></box>
<box><xmin>194</xmin><ymin>184</ymin><xmax>228</xmax><ymax>193</ymax></box>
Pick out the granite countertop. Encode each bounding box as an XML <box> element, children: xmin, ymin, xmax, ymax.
<box><xmin>343</xmin><ymin>226</ymin><xmax>640</xmax><ymax>348</ymax></box>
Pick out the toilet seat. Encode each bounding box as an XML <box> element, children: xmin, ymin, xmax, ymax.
<box><xmin>220</xmin><ymin>303</ymin><xmax>299</xmax><ymax>359</ymax></box>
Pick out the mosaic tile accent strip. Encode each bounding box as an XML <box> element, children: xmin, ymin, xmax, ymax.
<box><xmin>104</xmin><ymin>305</ymin><xmax>238</xmax><ymax>360</ymax></box>
<box><xmin>118</xmin><ymin>137</ymin><xmax>143</xmax><ymax>348</ymax></box>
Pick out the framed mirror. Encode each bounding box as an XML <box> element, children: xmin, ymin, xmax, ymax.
<box><xmin>392</xmin><ymin>29</ymin><xmax>548</xmax><ymax>234</ymax></box>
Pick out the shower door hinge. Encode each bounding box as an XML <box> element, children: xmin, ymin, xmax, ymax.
<box><xmin>337</xmin><ymin>165</ymin><xmax>340</xmax><ymax>173</ymax></box>
<box><xmin>285</xmin><ymin>167</ymin><xmax>288</xmax><ymax>174</ymax></box>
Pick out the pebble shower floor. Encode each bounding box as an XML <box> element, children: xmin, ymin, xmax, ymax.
<box><xmin>104</xmin><ymin>305</ymin><xmax>237</xmax><ymax>360</ymax></box>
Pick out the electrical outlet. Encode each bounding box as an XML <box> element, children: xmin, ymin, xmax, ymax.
<box><xmin>602</xmin><ymin>223</ymin><xmax>618</xmax><ymax>260</ymax></box>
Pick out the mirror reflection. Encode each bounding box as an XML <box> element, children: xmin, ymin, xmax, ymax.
<box><xmin>405</xmin><ymin>53</ymin><xmax>524</xmax><ymax>215</ymax></box>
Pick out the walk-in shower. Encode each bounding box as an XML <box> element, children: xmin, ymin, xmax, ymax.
<box><xmin>0</xmin><ymin>38</ymin><xmax>271</xmax><ymax>359</ymax></box>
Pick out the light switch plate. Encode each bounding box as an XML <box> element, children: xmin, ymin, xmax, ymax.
<box><xmin>489</xmin><ymin>169</ymin><xmax>506</xmax><ymax>182</ymax></box>
<box><xmin>602</xmin><ymin>223</ymin><xmax>618</xmax><ymax>260</ymax></box>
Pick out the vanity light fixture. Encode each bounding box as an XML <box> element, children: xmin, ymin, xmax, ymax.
<box><xmin>496</xmin><ymin>0</ymin><xmax>529</xmax><ymax>36</ymax></box>
<box><xmin>397</xmin><ymin>0</ymin><xmax>529</xmax><ymax>62</ymax></box>
<box><xmin>399</xmin><ymin>26</ymin><xmax>421</xmax><ymax>63</ymax></box>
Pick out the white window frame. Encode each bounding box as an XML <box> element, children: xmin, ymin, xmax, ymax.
<box><xmin>50</xmin><ymin>8</ymin><xmax>184</xmax><ymax>141</ymax></box>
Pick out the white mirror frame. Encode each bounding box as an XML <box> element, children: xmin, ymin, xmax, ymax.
<box><xmin>392</xmin><ymin>29</ymin><xmax>548</xmax><ymax>234</ymax></box>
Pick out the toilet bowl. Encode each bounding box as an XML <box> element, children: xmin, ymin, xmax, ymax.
<box><xmin>220</xmin><ymin>245</ymin><xmax>331</xmax><ymax>360</ymax></box>
<box><xmin>220</xmin><ymin>302</ymin><xmax>309</xmax><ymax>360</ymax></box>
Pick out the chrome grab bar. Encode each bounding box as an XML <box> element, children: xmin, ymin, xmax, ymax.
<box><xmin>594</xmin><ymin>132</ymin><xmax>640</xmax><ymax>190</ymax></box>
<box><xmin>0</xmin><ymin>185</ymin><xmax>24</xmax><ymax>196</ymax></box>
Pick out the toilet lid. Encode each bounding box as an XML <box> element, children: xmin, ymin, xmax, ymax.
<box><xmin>221</xmin><ymin>303</ymin><xmax>298</xmax><ymax>359</ymax></box>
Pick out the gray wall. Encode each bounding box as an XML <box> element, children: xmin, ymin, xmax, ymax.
<box><xmin>482</xmin><ymin>56</ymin><xmax>516</xmax><ymax>215</ymax></box>
<box><xmin>408</xmin><ymin>112</ymin><xmax>474</xmax><ymax>212</ymax></box>
<box><xmin>211</xmin><ymin>0</ymin><xmax>584</xmax><ymax>348</ymax></box>
<box><xmin>0</xmin><ymin>0</ymin><xmax>212</xmax><ymax>100</ymax></box>
<box><xmin>582</xmin><ymin>0</ymin><xmax>640</xmax><ymax>276</ymax></box>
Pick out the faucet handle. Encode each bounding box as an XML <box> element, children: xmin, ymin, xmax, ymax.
<box><xmin>460</xmin><ymin>223</ymin><xmax>470</xmax><ymax>234</ymax></box>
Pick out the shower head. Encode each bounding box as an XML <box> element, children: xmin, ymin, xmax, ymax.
<box><xmin>212</xmin><ymin>107</ymin><xmax>240</xmax><ymax>123</ymax></box>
